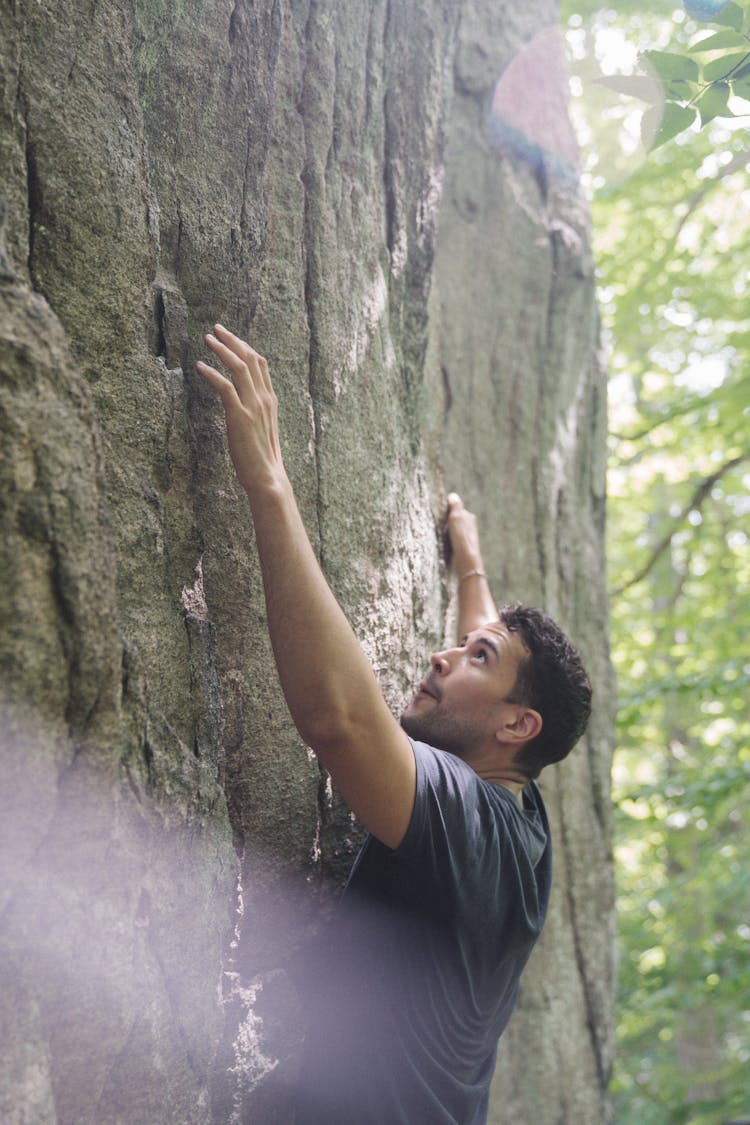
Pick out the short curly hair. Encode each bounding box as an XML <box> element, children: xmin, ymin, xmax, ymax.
<box><xmin>499</xmin><ymin>603</ymin><xmax>592</xmax><ymax>779</ymax></box>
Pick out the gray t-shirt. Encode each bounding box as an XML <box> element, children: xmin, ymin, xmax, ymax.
<box><xmin>296</xmin><ymin>738</ymin><xmax>551</xmax><ymax>1124</ymax></box>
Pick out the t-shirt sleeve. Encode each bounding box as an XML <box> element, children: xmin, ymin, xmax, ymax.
<box><xmin>399</xmin><ymin>736</ymin><xmax>503</xmax><ymax>837</ymax></box>
<box><xmin>393</xmin><ymin>739</ymin><xmax>546</xmax><ymax>949</ymax></box>
<box><xmin>396</xmin><ymin>741</ymin><xmax>501</xmax><ymax>893</ymax></box>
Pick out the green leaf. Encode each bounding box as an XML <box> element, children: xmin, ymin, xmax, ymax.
<box><xmin>689</xmin><ymin>29</ymin><xmax>749</xmax><ymax>51</ymax></box>
<box><xmin>642</xmin><ymin>102</ymin><xmax>698</xmax><ymax>149</ymax></box>
<box><xmin>594</xmin><ymin>74</ymin><xmax>665</xmax><ymax>102</ymax></box>
<box><xmin>642</xmin><ymin>50</ymin><xmax>701</xmax><ymax>83</ymax></box>
<box><xmin>731</xmin><ymin>73</ymin><xmax>750</xmax><ymax>96</ymax></box>
<box><xmin>698</xmin><ymin>80</ymin><xmax>733</xmax><ymax>123</ymax></box>
<box><xmin>711</xmin><ymin>2</ymin><xmax>745</xmax><ymax>30</ymax></box>
<box><xmin>730</xmin><ymin>55</ymin><xmax>750</xmax><ymax>77</ymax></box>
<box><xmin>701</xmin><ymin>49</ymin><xmax>750</xmax><ymax>79</ymax></box>
<box><xmin>664</xmin><ymin>77</ymin><xmax>701</xmax><ymax>101</ymax></box>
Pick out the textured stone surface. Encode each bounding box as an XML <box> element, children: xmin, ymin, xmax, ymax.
<box><xmin>0</xmin><ymin>1</ymin><xmax>614</xmax><ymax>1122</ymax></box>
<box><xmin>426</xmin><ymin>9</ymin><xmax>616</xmax><ymax>1120</ymax></box>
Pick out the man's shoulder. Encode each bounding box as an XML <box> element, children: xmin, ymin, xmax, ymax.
<box><xmin>408</xmin><ymin>738</ymin><xmax>496</xmax><ymax>815</ymax></box>
<box><xmin>408</xmin><ymin>738</ymin><xmax>546</xmax><ymax>818</ymax></box>
<box><xmin>402</xmin><ymin>739</ymin><xmax>548</xmax><ymax>853</ymax></box>
<box><xmin>408</xmin><ymin>736</ymin><xmax>473</xmax><ymax>778</ymax></box>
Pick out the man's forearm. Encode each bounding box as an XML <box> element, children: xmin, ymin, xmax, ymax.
<box><xmin>446</xmin><ymin>494</ymin><xmax>499</xmax><ymax>637</ymax></box>
<box><xmin>456</xmin><ymin>569</ymin><xmax>499</xmax><ymax>640</ymax></box>
<box><xmin>196</xmin><ymin>325</ymin><xmax>394</xmax><ymax>754</ymax></box>
<box><xmin>247</xmin><ymin>472</ymin><xmax>392</xmax><ymax>751</ymax></box>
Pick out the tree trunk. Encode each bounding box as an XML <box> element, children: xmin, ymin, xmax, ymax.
<box><xmin>0</xmin><ymin>1</ymin><xmax>614</xmax><ymax>1122</ymax></box>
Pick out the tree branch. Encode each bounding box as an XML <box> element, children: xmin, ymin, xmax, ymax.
<box><xmin>610</xmin><ymin>371</ymin><xmax>750</xmax><ymax>452</ymax></box>
<box><xmin>669</xmin><ymin>149</ymin><xmax>750</xmax><ymax>248</ymax></box>
<box><xmin>610</xmin><ymin>455</ymin><xmax>749</xmax><ymax>598</ymax></box>
<box><xmin>610</xmin><ymin>396</ymin><xmax>710</xmax><ymax>444</ymax></box>
<box><xmin>616</xmin><ymin>150</ymin><xmax>750</xmax><ymax>299</ymax></box>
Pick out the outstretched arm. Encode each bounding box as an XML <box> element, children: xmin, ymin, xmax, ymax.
<box><xmin>446</xmin><ymin>493</ymin><xmax>499</xmax><ymax>640</ymax></box>
<box><xmin>197</xmin><ymin>325</ymin><xmax>415</xmax><ymax>849</ymax></box>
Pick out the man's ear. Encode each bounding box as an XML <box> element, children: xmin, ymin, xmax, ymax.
<box><xmin>495</xmin><ymin>706</ymin><xmax>542</xmax><ymax>746</ymax></box>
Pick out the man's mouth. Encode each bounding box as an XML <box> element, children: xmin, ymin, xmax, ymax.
<box><xmin>416</xmin><ymin>679</ymin><xmax>441</xmax><ymax>702</ymax></box>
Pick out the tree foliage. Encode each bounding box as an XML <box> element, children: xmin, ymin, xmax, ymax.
<box><xmin>562</xmin><ymin>2</ymin><xmax>750</xmax><ymax>1122</ymax></box>
<box><xmin>639</xmin><ymin>1</ymin><xmax>750</xmax><ymax>145</ymax></box>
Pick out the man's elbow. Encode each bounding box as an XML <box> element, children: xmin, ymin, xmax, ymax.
<box><xmin>294</xmin><ymin>709</ymin><xmax>353</xmax><ymax>763</ymax></box>
<box><xmin>291</xmin><ymin>682</ymin><xmax>396</xmax><ymax>765</ymax></box>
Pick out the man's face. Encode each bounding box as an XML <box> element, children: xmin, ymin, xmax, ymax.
<box><xmin>400</xmin><ymin>621</ymin><xmax>529</xmax><ymax>758</ymax></box>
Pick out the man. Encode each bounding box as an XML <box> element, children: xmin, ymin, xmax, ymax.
<box><xmin>197</xmin><ymin>325</ymin><xmax>592</xmax><ymax>1124</ymax></box>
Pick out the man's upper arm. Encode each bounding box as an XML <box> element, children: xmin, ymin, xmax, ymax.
<box><xmin>311</xmin><ymin>702</ymin><xmax>416</xmax><ymax>851</ymax></box>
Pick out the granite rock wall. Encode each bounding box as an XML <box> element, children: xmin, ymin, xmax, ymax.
<box><xmin>0</xmin><ymin>1</ymin><xmax>614</xmax><ymax>1121</ymax></box>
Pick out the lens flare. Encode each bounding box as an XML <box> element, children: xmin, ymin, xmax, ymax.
<box><xmin>683</xmin><ymin>0</ymin><xmax>731</xmax><ymax>20</ymax></box>
<box><xmin>488</xmin><ymin>28</ymin><xmax>581</xmax><ymax>186</ymax></box>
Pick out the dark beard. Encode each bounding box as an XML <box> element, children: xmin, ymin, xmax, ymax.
<box><xmin>399</xmin><ymin>707</ymin><xmax>484</xmax><ymax>759</ymax></box>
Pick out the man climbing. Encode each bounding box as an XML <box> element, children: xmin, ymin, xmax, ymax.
<box><xmin>197</xmin><ymin>324</ymin><xmax>592</xmax><ymax>1125</ymax></box>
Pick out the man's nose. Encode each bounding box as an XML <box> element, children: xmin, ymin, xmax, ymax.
<box><xmin>431</xmin><ymin>652</ymin><xmax>450</xmax><ymax>675</ymax></box>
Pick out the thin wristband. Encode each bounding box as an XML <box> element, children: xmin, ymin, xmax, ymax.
<box><xmin>458</xmin><ymin>568</ymin><xmax>486</xmax><ymax>585</ymax></box>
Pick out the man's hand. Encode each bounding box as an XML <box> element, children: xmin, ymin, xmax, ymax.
<box><xmin>446</xmin><ymin>493</ymin><xmax>484</xmax><ymax>580</ymax></box>
<box><xmin>196</xmin><ymin>324</ymin><xmax>283</xmax><ymax>497</ymax></box>
<box><xmin>446</xmin><ymin>493</ymin><xmax>499</xmax><ymax>637</ymax></box>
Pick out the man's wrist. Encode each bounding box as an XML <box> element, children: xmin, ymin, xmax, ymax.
<box><xmin>458</xmin><ymin>567</ymin><xmax>488</xmax><ymax>585</ymax></box>
<box><xmin>452</xmin><ymin>553</ymin><xmax>484</xmax><ymax>578</ymax></box>
<box><xmin>242</xmin><ymin>467</ymin><xmax>293</xmax><ymax>509</ymax></box>
<box><xmin>458</xmin><ymin>568</ymin><xmax>486</xmax><ymax>586</ymax></box>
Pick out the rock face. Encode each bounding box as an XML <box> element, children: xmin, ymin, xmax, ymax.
<box><xmin>0</xmin><ymin>2</ymin><xmax>614</xmax><ymax>1123</ymax></box>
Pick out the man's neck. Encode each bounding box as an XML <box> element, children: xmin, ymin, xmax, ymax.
<box><xmin>474</xmin><ymin>766</ymin><xmax>527</xmax><ymax>803</ymax></box>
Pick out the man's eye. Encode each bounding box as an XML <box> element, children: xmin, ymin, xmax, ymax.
<box><xmin>475</xmin><ymin>649</ymin><xmax>488</xmax><ymax>662</ymax></box>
